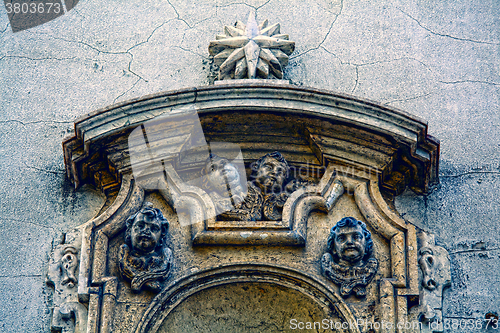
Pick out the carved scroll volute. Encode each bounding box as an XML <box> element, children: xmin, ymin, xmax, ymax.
<box><xmin>410</xmin><ymin>231</ymin><xmax>451</xmax><ymax>332</ymax></box>
<box><xmin>46</xmin><ymin>229</ymin><xmax>88</xmax><ymax>333</ymax></box>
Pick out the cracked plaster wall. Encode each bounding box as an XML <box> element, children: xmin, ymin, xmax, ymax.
<box><xmin>0</xmin><ymin>0</ymin><xmax>498</xmax><ymax>331</ymax></box>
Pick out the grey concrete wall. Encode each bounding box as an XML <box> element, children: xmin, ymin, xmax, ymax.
<box><xmin>0</xmin><ymin>0</ymin><xmax>498</xmax><ymax>331</ymax></box>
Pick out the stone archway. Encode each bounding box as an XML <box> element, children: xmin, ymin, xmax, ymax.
<box><xmin>135</xmin><ymin>264</ymin><xmax>360</xmax><ymax>333</ymax></box>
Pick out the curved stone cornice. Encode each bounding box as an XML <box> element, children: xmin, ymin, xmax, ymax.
<box><xmin>63</xmin><ymin>81</ymin><xmax>439</xmax><ymax>194</ymax></box>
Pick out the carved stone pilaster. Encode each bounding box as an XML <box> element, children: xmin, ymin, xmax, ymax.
<box><xmin>46</xmin><ymin>229</ymin><xmax>87</xmax><ymax>333</ymax></box>
<box><xmin>409</xmin><ymin>231</ymin><xmax>451</xmax><ymax>332</ymax></box>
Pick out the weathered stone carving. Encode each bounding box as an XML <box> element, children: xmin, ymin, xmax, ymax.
<box><xmin>60</xmin><ymin>82</ymin><xmax>441</xmax><ymax>332</ymax></box>
<box><xmin>47</xmin><ymin>229</ymin><xmax>88</xmax><ymax>333</ymax></box>
<box><xmin>410</xmin><ymin>232</ymin><xmax>451</xmax><ymax>332</ymax></box>
<box><xmin>201</xmin><ymin>154</ymin><xmax>262</xmax><ymax>221</ymax></box>
<box><xmin>209</xmin><ymin>13</ymin><xmax>295</xmax><ymax>80</ymax></box>
<box><xmin>119</xmin><ymin>203</ymin><xmax>173</xmax><ymax>293</ymax></box>
<box><xmin>250</xmin><ymin>151</ymin><xmax>310</xmax><ymax>221</ymax></box>
<box><xmin>321</xmin><ymin>217</ymin><xmax>378</xmax><ymax>297</ymax></box>
<box><xmin>201</xmin><ymin>152</ymin><xmax>310</xmax><ymax>222</ymax></box>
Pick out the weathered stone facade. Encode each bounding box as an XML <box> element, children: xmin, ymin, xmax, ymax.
<box><xmin>0</xmin><ymin>1</ymin><xmax>499</xmax><ymax>332</ymax></box>
<box><xmin>52</xmin><ymin>81</ymin><xmax>440</xmax><ymax>332</ymax></box>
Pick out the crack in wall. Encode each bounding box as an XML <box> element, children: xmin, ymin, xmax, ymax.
<box><xmin>383</xmin><ymin>92</ymin><xmax>433</xmax><ymax>105</ymax></box>
<box><xmin>113</xmin><ymin>77</ymin><xmax>142</xmax><ymax>104</ymax></box>
<box><xmin>290</xmin><ymin>6</ymin><xmax>500</xmax><ymax>95</ymax></box>
<box><xmin>25</xmin><ymin>19</ymin><xmax>190</xmax><ymax>103</ymax></box>
<box><xmin>71</xmin><ymin>7</ymin><xmax>85</xmax><ymax>19</ymax></box>
<box><xmin>439</xmin><ymin>79</ymin><xmax>500</xmax><ymax>86</ymax></box>
<box><xmin>116</xmin><ymin>15</ymin><xmax>213</xmax><ymax>101</ymax></box>
<box><xmin>0</xmin><ymin>55</ymin><xmax>77</xmax><ymax>63</ymax></box>
<box><xmin>172</xmin><ymin>45</ymin><xmax>208</xmax><ymax>59</ymax></box>
<box><xmin>440</xmin><ymin>171</ymin><xmax>500</xmax><ymax>178</ymax></box>
<box><xmin>289</xmin><ymin>0</ymin><xmax>343</xmax><ymax>60</ymax></box>
<box><xmin>28</xmin><ymin>18</ymin><xmax>178</xmax><ymax>83</ymax></box>
<box><xmin>1</xmin><ymin>22</ymin><xmax>10</xmax><ymax>34</ymax></box>
<box><xmin>0</xmin><ymin>120</ymin><xmax>73</xmax><ymax>126</ymax></box>
<box><xmin>0</xmin><ymin>217</ymin><xmax>56</xmax><ymax>231</ymax></box>
<box><xmin>398</xmin><ymin>8</ymin><xmax>500</xmax><ymax>46</ymax></box>
<box><xmin>0</xmin><ymin>274</ymin><xmax>43</xmax><ymax>278</ymax></box>
<box><xmin>214</xmin><ymin>0</ymin><xmax>272</xmax><ymax>15</ymax></box>
<box><xmin>127</xmin><ymin>20</ymin><xmax>173</xmax><ymax>57</ymax></box>
<box><xmin>26</xmin><ymin>31</ymin><xmax>147</xmax><ymax>83</ymax></box>
<box><xmin>347</xmin><ymin>56</ymin><xmax>434</xmax><ymax>71</ymax></box>
<box><xmin>166</xmin><ymin>0</ymin><xmax>195</xmax><ymax>29</ymax></box>
<box><xmin>23</xmin><ymin>162</ymin><xmax>66</xmax><ymax>176</ymax></box>
<box><xmin>450</xmin><ymin>248</ymin><xmax>500</xmax><ymax>255</ymax></box>
<box><xmin>166</xmin><ymin>0</ymin><xmax>222</xmax><ymax>29</ymax></box>
<box><xmin>318</xmin><ymin>47</ymin><xmax>439</xmax><ymax>95</ymax></box>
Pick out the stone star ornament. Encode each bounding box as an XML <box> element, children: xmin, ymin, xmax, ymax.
<box><xmin>209</xmin><ymin>13</ymin><xmax>295</xmax><ymax>80</ymax></box>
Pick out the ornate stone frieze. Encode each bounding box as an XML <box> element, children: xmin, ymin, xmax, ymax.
<box><xmin>321</xmin><ymin>217</ymin><xmax>379</xmax><ymax>297</ymax></box>
<box><xmin>166</xmin><ymin>159</ymin><xmax>341</xmax><ymax>246</ymax></box>
<box><xmin>209</xmin><ymin>14</ymin><xmax>295</xmax><ymax>80</ymax></box>
<box><xmin>119</xmin><ymin>203</ymin><xmax>173</xmax><ymax>293</ymax></box>
<box><xmin>46</xmin><ymin>229</ymin><xmax>87</xmax><ymax>333</ymax></box>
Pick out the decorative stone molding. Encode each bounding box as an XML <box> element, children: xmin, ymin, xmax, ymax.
<box><xmin>135</xmin><ymin>264</ymin><xmax>361</xmax><ymax>333</ymax></box>
<box><xmin>56</xmin><ymin>81</ymin><xmax>442</xmax><ymax>332</ymax></box>
<box><xmin>62</xmin><ymin>83</ymin><xmax>439</xmax><ymax>196</ymax></box>
<box><xmin>46</xmin><ymin>229</ymin><xmax>88</xmax><ymax>333</ymax></box>
<box><xmin>162</xmin><ymin>151</ymin><xmax>342</xmax><ymax>246</ymax></box>
<box><xmin>409</xmin><ymin>232</ymin><xmax>452</xmax><ymax>332</ymax></box>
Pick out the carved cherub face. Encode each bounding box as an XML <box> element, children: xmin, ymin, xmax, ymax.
<box><xmin>204</xmin><ymin>156</ymin><xmax>241</xmax><ymax>194</ymax></box>
<box><xmin>327</xmin><ymin>217</ymin><xmax>373</xmax><ymax>267</ymax></box>
<box><xmin>254</xmin><ymin>156</ymin><xmax>288</xmax><ymax>194</ymax></box>
<box><xmin>333</xmin><ymin>225</ymin><xmax>366</xmax><ymax>266</ymax></box>
<box><xmin>130</xmin><ymin>212</ymin><xmax>162</xmax><ymax>254</ymax></box>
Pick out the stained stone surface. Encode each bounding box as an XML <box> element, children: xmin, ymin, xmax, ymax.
<box><xmin>0</xmin><ymin>0</ymin><xmax>499</xmax><ymax>332</ymax></box>
<box><xmin>157</xmin><ymin>283</ymin><xmax>338</xmax><ymax>333</ymax></box>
